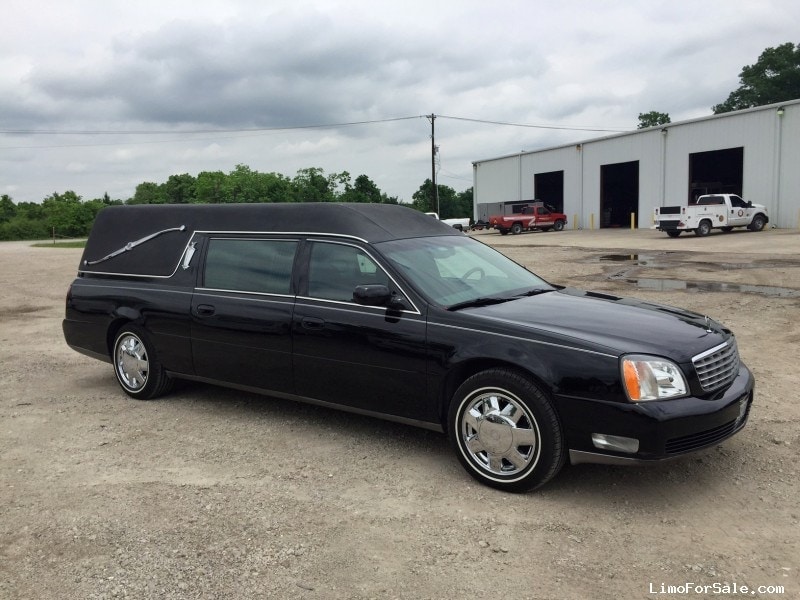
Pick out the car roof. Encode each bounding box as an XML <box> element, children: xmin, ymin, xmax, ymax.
<box><xmin>79</xmin><ymin>203</ymin><xmax>459</xmax><ymax>277</ymax></box>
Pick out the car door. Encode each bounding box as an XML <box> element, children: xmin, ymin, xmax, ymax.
<box><xmin>292</xmin><ymin>239</ymin><xmax>431</xmax><ymax>422</ymax></box>
<box><xmin>190</xmin><ymin>236</ymin><xmax>298</xmax><ymax>394</ymax></box>
<box><xmin>534</xmin><ymin>207</ymin><xmax>555</xmax><ymax>228</ymax></box>
<box><xmin>728</xmin><ymin>195</ymin><xmax>750</xmax><ymax>227</ymax></box>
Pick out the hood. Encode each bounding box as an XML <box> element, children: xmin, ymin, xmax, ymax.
<box><xmin>461</xmin><ymin>287</ymin><xmax>731</xmax><ymax>363</ymax></box>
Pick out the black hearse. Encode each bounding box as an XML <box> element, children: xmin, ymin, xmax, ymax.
<box><xmin>63</xmin><ymin>203</ymin><xmax>754</xmax><ymax>491</ymax></box>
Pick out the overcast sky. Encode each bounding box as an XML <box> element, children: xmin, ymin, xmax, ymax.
<box><xmin>2</xmin><ymin>0</ymin><xmax>798</xmax><ymax>204</ymax></box>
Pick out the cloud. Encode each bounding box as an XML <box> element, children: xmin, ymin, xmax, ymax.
<box><xmin>2</xmin><ymin>0</ymin><xmax>799</xmax><ymax>204</ymax></box>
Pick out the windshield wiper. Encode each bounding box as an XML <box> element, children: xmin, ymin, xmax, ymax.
<box><xmin>513</xmin><ymin>287</ymin><xmax>555</xmax><ymax>298</ymax></box>
<box><xmin>447</xmin><ymin>296</ymin><xmax>514</xmax><ymax>311</ymax></box>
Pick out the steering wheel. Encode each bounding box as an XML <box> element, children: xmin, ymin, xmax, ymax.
<box><xmin>461</xmin><ymin>267</ymin><xmax>485</xmax><ymax>281</ymax></box>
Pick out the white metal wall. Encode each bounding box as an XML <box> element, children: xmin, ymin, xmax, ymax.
<box><xmin>473</xmin><ymin>100</ymin><xmax>800</xmax><ymax>228</ymax></box>
<box><xmin>777</xmin><ymin>105</ymin><xmax>800</xmax><ymax>228</ymax></box>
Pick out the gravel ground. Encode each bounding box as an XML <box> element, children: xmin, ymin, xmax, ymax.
<box><xmin>1</xmin><ymin>228</ymin><xmax>798</xmax><ymax>599</ymax></box>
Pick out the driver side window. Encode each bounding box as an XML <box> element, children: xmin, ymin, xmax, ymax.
<box><xmin>730</xmin><ymin>196</ymin><xmax>746</xmax><ymax>208</ymax></box>
<box><xmin>307</xmin><ymin>242</ymin><xmax>390</xmax><ymax>302</ymax></box>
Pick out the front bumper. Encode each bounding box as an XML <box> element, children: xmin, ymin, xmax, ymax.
<box><xmin>559</xmin><ymin>364</ymin><xmax>754</xmax><ymax>465</ymax></box>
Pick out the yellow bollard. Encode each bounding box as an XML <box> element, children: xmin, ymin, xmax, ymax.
<box><xmin>590</xmin><ymin>213</ymin><xmax>594</xmax><ymax>230</ymax></box>
<box><xmin>573</xmin><ymin>214</ymin><xmax>578</xmax><ymax>230</ymax></box>
<box><xmin>631</xmin><ymin>212</ymin><xmax>636</xmax><ymax>230</ymax></box>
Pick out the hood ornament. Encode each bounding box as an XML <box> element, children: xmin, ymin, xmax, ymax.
<box><xmin>704</xmin><ymin>316</ymin><xmax>713</xmax><ymax>333</ymax></box>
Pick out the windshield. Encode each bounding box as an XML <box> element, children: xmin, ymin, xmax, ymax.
<box><xmin>376</xmin><ymin>235</ymin><xmax>552</xmax><ymax>308</ymax></box>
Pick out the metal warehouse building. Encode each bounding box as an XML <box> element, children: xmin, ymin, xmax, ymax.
<box><xmin>472</xmin><ymin>99</ymin><xmax>800</xmax><ymax>229</ymax></box>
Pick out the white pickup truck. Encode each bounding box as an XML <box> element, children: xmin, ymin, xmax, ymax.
<box><xmin>654</xmin><ymin>194</ymin><xmax>769</xmax><ymax>237</ymax></box>
<box><xmin>425</xmin><ymin>212</ymin><xmax>471</xmax><ymax>231</ymax></box>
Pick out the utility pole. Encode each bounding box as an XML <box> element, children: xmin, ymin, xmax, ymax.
<box><xmin>427</xmin><ymin>114</ymin><xmax>439</xmax><ymax>215</ymax></box>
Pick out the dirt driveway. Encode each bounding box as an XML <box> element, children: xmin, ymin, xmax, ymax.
<box><xmin>1</xmin><ymin>229</ymin><xmax>798</xmax><ymax>599</ymax></box>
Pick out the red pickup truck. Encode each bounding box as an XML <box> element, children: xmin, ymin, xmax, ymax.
<box><xmin>489</xmin><ymin>203</ymin><xmax>567</xmax><ymax>235</ymax></box>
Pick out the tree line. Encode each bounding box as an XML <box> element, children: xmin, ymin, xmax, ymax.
<box><xmin>0</xmin><ymin>165</ymin><xmax>474</xmax><ymax>241</ymax></box>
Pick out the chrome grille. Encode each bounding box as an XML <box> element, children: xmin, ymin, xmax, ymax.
<box><xmin>693</xmin><ymin>340</ymin><xmax>739</xmax><ymax>392</ymax></box>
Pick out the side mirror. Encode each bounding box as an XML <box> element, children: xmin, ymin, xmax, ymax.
<box><xmin>746</xmin><ymin>201</ymin><xmax>753</xmax><ymax>208</ymax></box>
<box><xmin>353</xmin><ymin>285</ymin><xmax>407</xmax><ymax>310</ymax></box>
<box><xmin>353</xmin><ymin>284</ymin><xmax>392</xmax><ymax>307</ymax></box>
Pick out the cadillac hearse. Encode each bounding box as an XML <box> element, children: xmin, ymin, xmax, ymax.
<box><xmin>63</xmin><ymin>203</ymin><xmax>754</xmax><ymax>491</ymax></box>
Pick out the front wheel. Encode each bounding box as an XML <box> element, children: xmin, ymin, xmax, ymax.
<box><xmin>448</xmin><ymin>369</ymin><xmax>565</xmax><ymax>492</ymax></box>
<box><xmin>113</xmin><ymin>326</ymin><xmax>173</xmax><ymax>399</ymax></box>
<box><xmin>552</xmin><ymin>220</ymin><xmax>565</xmax><ymax>232</ymax></box>
<box><xmin>749</xmin><ymin>214</ymin><xmax>766</xmax><ymax>231</ymax></box>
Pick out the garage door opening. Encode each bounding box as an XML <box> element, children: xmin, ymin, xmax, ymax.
<box><xmin>534</xmin><ymin>171</ymin><xmax>564</xmax><ymax>213</ymax></box>
<box><xmin>688</xmin><ymin>147</ymin><xmax>743</xmax><ymax>202</ymax></box>
<box><xmin>600</xmin><ymin>161</ymin><xmax>639</xmax><ymax>228</ymax></box>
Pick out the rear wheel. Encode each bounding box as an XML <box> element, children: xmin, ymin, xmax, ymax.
<box><xmin>448</xmin><ymin>369</ymin><xmax>565</xmax><ymax>492</ymax></box>
<box><xmin>112</xmin><ymin>325</ymin><xmax>173</xmax><ymax>399</ymax></box>
<box><xmin>499</xmin><ymin>229</ymin><xmax>509</xmax><ymax>236</ymax></box>
<box><xmin>666</xmin><ymin>230</ymin><xmax>681</xmax><ymax>238</ymax></box>
<box><xmin>511</xmin><ymin>222</ymin><xmax>523</xmax><ymax>235</ymax></box>
<box><xmin>695</xmin><ymin>220</ymin><xmax>712</xmax><ymax>236</ymax></box>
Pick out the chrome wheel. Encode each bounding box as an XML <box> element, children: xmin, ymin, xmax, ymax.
<box><xmin>458</xmin><ymin>387</ymin><xmax>541</xmax><ymax>478</ymax></box>
<box><xmin>115</xmin><ymin>333</ymin><xmax>149</xmax><ymax>391</ymax></box>
<box><xmin>449</xmin><ymin>369</ymin><xmax>565</xmax><ymax>491</ymax></box>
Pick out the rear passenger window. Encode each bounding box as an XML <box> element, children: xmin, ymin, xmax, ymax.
<box><xmin>204</xmin><ymin>239</ymin><xmax>297</xmax><ymax>295</ymax></box>
<box><xmin>308</xmin><ymin>242</ymin><xmax>390</xmax><ymax>302</ymax></box>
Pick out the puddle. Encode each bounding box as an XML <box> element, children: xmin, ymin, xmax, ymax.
<box><xmin>598</xmin><ymin>253</ymin><xmax>668</xmax><ymax>267</ymax></box>
<box><xmin>629</xmin><ymin>278</ymin><xmax>800</xmax><ymax>298</ymax></box>
<box><xmin>598</xmin><ymin>253</ymin><xmax>800</xmax><ymax>270</ymax></box>
<box><xmin>600</xmin><ymin>254</ymin><xmax>641</xmax><ymax>262</ymax></box>
<box><xmin>597</xmin><ymin>251</ymin><xmax>800</xmax><ymax>298</ymax></box>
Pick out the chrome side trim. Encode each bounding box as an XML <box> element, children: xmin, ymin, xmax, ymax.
<box><xmin>194</xmin><ymin>290</ymin><xmax>296</xmax><ymax>303</ymax></box>
<box><xmin>295</xmin><ymin>299</ymin><xmax>423</xmax><ymax>318</ymax></box>
<box><xmin>429</xmin><ymin>321</ymin><xmax>618</xmax><ymax>358</ymax></box>
<box><xmin>195</xmin><ymin>230</ymin><xmax>369</xmax><ymax>244</ymax></box>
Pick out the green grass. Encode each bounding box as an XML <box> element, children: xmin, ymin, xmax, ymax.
<box><xmin>31</xmin><ymin>240</ymin><xmax>87</xmax><ymax>248</ymax></box>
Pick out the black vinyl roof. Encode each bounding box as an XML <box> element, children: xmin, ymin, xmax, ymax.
<box><xmin>79</xmin><ymin>203</ymin><xmax>459</xmax><ymax>276</ymax></box>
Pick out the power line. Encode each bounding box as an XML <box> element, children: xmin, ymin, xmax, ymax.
<box><xmin>0</xmin><ymin>113</ymin><xmax>631</xmax><ymax>151</ymax></box>
<box><xmin>0</xmin><ymin>114</ymin><xmax>630</xmax><ymax>137</ymax></box>
<box><xmin>0</xmin><ymin>115</ymin><xmax>425</xmax><ymax>136</ymax></box>
<box><xmin>437</xmin><ymin>114</ymin><xmax>630</xmax><ymax>133</ymax></box>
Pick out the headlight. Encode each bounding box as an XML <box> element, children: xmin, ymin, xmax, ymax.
<box><xmin>621</xmin><ymin>355</ymin><xmax>688</xmax><ymax>401</ymax></box>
